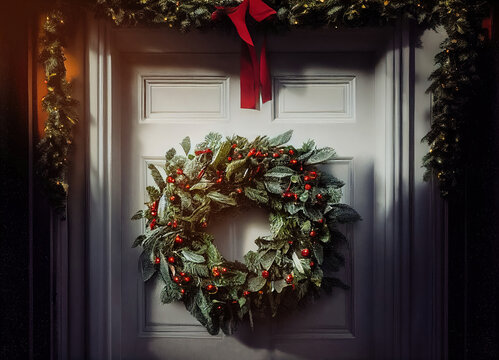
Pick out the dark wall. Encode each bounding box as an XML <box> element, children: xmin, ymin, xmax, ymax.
<box><xmin>448</xmin><ymin>5</ymin><xmax>499</xmax><ymax>360</ymax></box>
<box><xmin>0</xmin><ymin>2</ymin><xmax>31</xmax><ymax>359</ymax></box>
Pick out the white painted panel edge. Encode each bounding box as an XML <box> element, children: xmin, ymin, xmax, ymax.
<box><xmin>140</xmin><ymin>76</ymin><xmax>230</xmax><ymax>123</ymax></box>
<box><xmin>272</xmin><ymin>75</ymin><xmax>356</xmax><ymax>123</ymax></box>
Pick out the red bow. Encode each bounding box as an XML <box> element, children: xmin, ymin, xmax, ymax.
<box><xmin>213</xmin><ymin>0</ymin><xmax>275</xmax><ymax>109</ymax></box>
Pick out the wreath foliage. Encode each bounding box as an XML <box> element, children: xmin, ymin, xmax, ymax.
<box><xmin>131</xmin><ymin>131</ymin><xmax>360</xmax><ymax>334</ymax></box>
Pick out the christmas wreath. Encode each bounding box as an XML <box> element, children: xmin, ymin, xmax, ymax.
<box><xmin>131</xmin><ymin>130</ymin><xmax>360</xmax><ymax>335</ymax></box>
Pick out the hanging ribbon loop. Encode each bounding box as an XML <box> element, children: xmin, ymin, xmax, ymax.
<box><xmin>213</xmin><ymin>0</ymin><xmax>275</xmax><ymax>109</ymax></box>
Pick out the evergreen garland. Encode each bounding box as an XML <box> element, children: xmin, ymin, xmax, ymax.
<box><xmin>38</xmin><ymin>10</ymin><xmax>78</xmax><ymax>211</ymax></box>
<box><xmin>132</xmin><ymin>131</ymin><xmax>360</xmax><ymax>335</ymax></box>
<box><xmin>38</xmin><ymin>0</ymin><xmax>490</xmax><ymax>208</ymax></box>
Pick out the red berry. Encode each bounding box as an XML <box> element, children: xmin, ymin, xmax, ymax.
<box><xmin>258</xmin><ymin>290</ymin><xmax>264</xmax><ymax>295</ymax></box>
<box><xmin>175</xmin><ymin>235</ymin><xmax>183</xmax><ymax>244</ymax></box>
<box><xmin>173</xmin><ymin>276</ymin><xmax>180</xmax><ymax>283</ymax></box>
<box><xmin>232</xmin><ymin>144</ymin><xmax>237</xmax><ymax>149</ymax></box>
<box><xmin>176</xmin><ymin>168</ymin><xmax>183</xmax><ymax>175</ymax></box>
<box><xmin>168</xmin><ymin>256</ymin><xmax>175</xmax><ymax>264</ymax></box>
<box><xmin>288</xmin><ymin>240</ymin><xmax>293</xmax><ymax>245</ymax></box>
<box><xmin>318</xmin><ymin>218</ymin><xmax>324</xmax><ymax>224</ymax></box>
<box><xmin>172</xmin><ymin>220</ymin><xmax>178</xmax><ymax>228</ymax></box>
<box><xmin>149</xmin><ymin>219</ymin><xmax>156</xmax><ymax>230</ymax></box>
<box><xmin>185</xmin><ymin>184</ymin><xmax>190</xmax><ymax>190</ymax></box>
<box><xmin>288</xmin><ymin>149</ymin><xmax>295</xmax><ymax>155</ymax></box>
<box><xmin>221</xmin><ymin>267</ymin><xmax>228</xmax><ymax>273</ymax></box>
<box><xmin>310</xmin><ymin>261</ymin><xmax>315</xmax><ymax>267</ymax></box>
<box><xmin>238</xmin><ymin>154</ymin><xmax>243</xmax><ymax>159</ymax></box>
<box><xmin>236</xmin><ymin>188</ymin><xmax>243</xmax><ymax>194</ymax></box>
<box><xmin>170</xmin><ymin>196</ymin><xmax>176</xmax><ymax>201</ymax></box>
<box><xmin>183</xmin><ymin>276</ymin><xmax>191</xmax><ymax>283</ymax></box>
<box><xmin>285</xmin><ymin>274</ymin><xmax>294</xmax><ymax>284</ymax></box>
<box><xmin>243</xmin><ymin>290</ymin><xmax>250</xmax><ymax>297</ymax></box>
<box><xmin>201</xmin><ymin>222</ymin><xmax>208</xmax><ymax>228</ymax></box>
<box><xmin>155</xmin><ymin>257</ymin><xmax>160</xmax><ymax>264</ymax></box>
<box><xmin>309</xmin><ymin>230</ymin><xmax>317</xmax><ymax>237</ymax></box>
<box><xmin>247</xmin><ymin>148</ymin><xmax>256</xmax><ymax>157</ymax></box>
<box><xmin>304</xmin><ymin>176</ymin><xmax>310</xmax><ymax>181</ymax></box>
<box><xmin>304</xmin><ymin>184</ymin><xmax>312</xmax><ymax>190</ymax></box>
<box><xmin>279</xmin><ymin>149</ymin><xmax>284</xmax><ymax>154</ymax></box>
<box><xmin>290</xmin><ymin>159</ymin><xmax>298</xmax><ymax>165</ymax></box>
<box><xmin>180</xmin><ymin>288</ymin><xmax>185</xmax><ymax>294</ymax></box>
<box><xmin>272</xmin><ymin>153</ymin><xmax>280</xmax><ymax>158</ymax></box>
<box><xmin>227</xmin><ymin>156</ymin><xmax>232</xmax><ymax>162</ymax></box>
<box><xmin>261</xmin><ymin>270</ymin><xmax>269</xmax><ymax>278</ymax></box>
<box><xmin>151</xmin><ymin>211</ymin><xmax>157</xmax><ymax>217</ymax></box>
<box><xmin>301</xmin><ymin>248</ymin><xmax>310</xmax><ymax>257</ymax></box>
<box><xmin>309</xmin><ymin>171</ymin><xmax>317</xmax><ymax>179</ymax></box>
<box><xmin>217</xmin><ymin>305</ymin><xmax>222</xmax><ymax>310</ymax></box>
<box><xmin>167</xmin><ymin>176</ymin><xmax>175</xmax><ymax>183</ymax></box>
<box><xmin>167</xmin><ymin>221</ymin><xmax>172</xmax><ymax>226</ymax></box>
<box><xmin>180</xmin><ymin>272</ymin><xmax>185</xmax><ymax>276</ymax></box>
<box><xmin>216</xmin><ymin>177</ymin><xmax>223</xmax><ymax>183</ymax></box>
<box><xmin>316</xmin><ymin>193</ymin><xmax>323</xmax><ymax>200</ymax></box>
<box><xmin>206</xmin><ymin>284</ymin><xmax>216</xmax><ymax>292</ymax></box>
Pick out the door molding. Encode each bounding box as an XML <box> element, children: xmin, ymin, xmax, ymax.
<box><xmin>78</xmin><ymin>18</ymin><xmax>446</xmax><ymax>360</ymax></box>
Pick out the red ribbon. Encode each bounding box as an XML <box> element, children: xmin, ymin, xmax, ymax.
<box><xmin>213</xmin><ymin>0</ymin><xmax>275</xmax><ymax>109</ymax></box>
<box><xmin>195</xmin><ymin>149</ymin><xmax>213</xmax><ymax>156</ymax></box>
<box><xmin>482</xmin><ymin>16</ymin><xmax>492</xmax><ymax>40</ymax></box>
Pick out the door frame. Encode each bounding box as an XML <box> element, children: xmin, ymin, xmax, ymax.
<box><xmin>66</xmin><ymin>16</ymin><xmax>446</xmax><ymax>360</ymax></box>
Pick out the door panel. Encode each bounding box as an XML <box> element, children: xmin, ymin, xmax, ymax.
<box><xmin>118</xmin><ymin>29</ymin><xmax>383</xmax><ymax>360</ymax></box>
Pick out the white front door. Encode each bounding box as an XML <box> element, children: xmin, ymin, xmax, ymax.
<box><xmin>85</xmin><ymin>24</ymin><xmax>442</xmax><ymax>360</ymax></box>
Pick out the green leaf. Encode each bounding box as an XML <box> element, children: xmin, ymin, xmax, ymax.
<box><xmin>165</xmin><ymin>148</ymin><xmax>176</xmax><ymax>161</ymax></box>
<box><xmin>273</xmin><ymin>279</ymin><xmax>289</xmax><ymax>293</ymax></box>
<box><xmin>189</xmin><ymin>182</ymin><xmax>214</xmax><ymax>191</ymax></box>
<box><xmin>284</xmin><ymin>202</ymin><xmax>303</xmax><ymax>215</ymax></box>
<box><xmin>305</xmin><ymin>147</ymin><xmax>336</xmax><ymax>164</ymax></box>
<box><xmin>131</xmin><ymin>210</ymin><xmax>143</xmax><ymax>220</ymax></box>
<box><xmin>146</xmin><ymin>186</ymin><xmax>160</xmax><ymax>202</ymax></box>
<box><xmin>181</xmin><ymin>250</ymin><xmax>205</xmax><ymax>263</ymax></box>
<box><xmin>304</xmin><ymin>205</ymin><xmax>322</xmax><ymax>221</ymax></box>
<box><xmin>247</xmin><ymin>276</ymin><xmax>267</xmax><ymax>292</ymax></box>
<box><xmin>132</xmin><ymin>235</ymin><xmax>146</xmax><ymax>248</ymax></box>
<box><xmin>319</xmin><ymin>226</ymin><xmax>330</xmax><ymax>243</ymax></box>
<box><xmin>140</xmin><ymin>249</ymin><xmax>156</xmax><ymax>281</ymax></box>
<box><xmin>244</xmin><ymin>187</ymin><xmax>269</xmax><ymax>204</ymax></box>
<box><xmin>211</xmin><ymin>141</ymin><xmax>232</xmax><ymax>169</ymax></box>
<box><xmin>331</xmin><ymin>203</ymin><xmax>361</xmax><ymax>223</ymax></box>
<box><xmin>180</xmin><ymin>136</ymin><xmax>191</xmax><ymax>155</ymax></box>
<box><xmin>269</xmin><ymin>130</ymin><xmax>293</xmax><ymax>146</ymax></box>
<box><xmin>300</xmin><ymin>220</ymin><xmax>311</xmax><ymax>233</ymax></box>
<box><xmin>292</xmin><ymin>252</ymin><xmax>305</xmax><ymax>274</ymax></box>
<box><xmin>312</xmin><ymin>242</ymin><xmax>324</xmax><ymax>264</ymax></box>
<box><xmin>299</xmin><ymin>191</ymin><xmax>309</xmax><ymax>202</ymax></box>
<box><xmin>207</xmin><ymin>191</ymin><xmax>237</xmax><ymax>206</ymax></box>
<box><xmin>244</xmin><ymin>251</ymin><xmax>259</xmax><ymax>273</ymax></box>
<box><xmin>264</xmin><ymin>166</ymin><xmax>295</xmax><ymax>179</ymax></box>
<box><xmin>260</xmin><ymin>250</ymin><xmax>275</xmax><ymax>270</ymax></box>
<box><xmin>225</xmin><ymin>158</ymin><xmax>247</xmax><ymax>179</ymax></box>
<box><xmin>183</xmin><ymin>262</ymin><xmax>209</xmax><ymax>277</ymax></box>
<box><xmin>264</xmin><ymin>180</ymin><xmax>285</xmax><ymax>195</ymax></box>
<box><xmin>148</xmin><ymin>163</ymin><xmax>166</xmax><ymax>190</ymax></box>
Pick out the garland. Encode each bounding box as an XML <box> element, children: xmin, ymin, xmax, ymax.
<box><xmin>38</xmin><ymin>10</ymin><xmax>78</xmax><ymax>211</ymax></box>
<box><xmin>38</xmin><ymin>0</ymin><xmax>490</xmax><ymax>209</ymax></box>
<box><xmin>132</xmin><ymin>131</ymin><xmax>360</xmax><ymax>334</ymax></box>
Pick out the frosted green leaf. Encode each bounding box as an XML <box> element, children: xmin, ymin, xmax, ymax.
<box><xmin>305</xmin><ymin>148</ymin><xmax>336</xmax><ymax>164</ymax></box>
<box><xmin>180</xmin><ymin>136</ymin><xmax>191</xmax><ymax>155</ymax></box>
<box><xmin>181</xmin><ymin>250</ymin><xmax>205</xmax><ymax>263</ymax></box>
<box><xmin>269</xmin><ymin>130</ymin><xmax>293</xmax><ymax>146</ymax></box>
<box><xmin>247</xmin><ymin>276</ymin><xmax>267</xmax><ymax>292</ymax></box>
